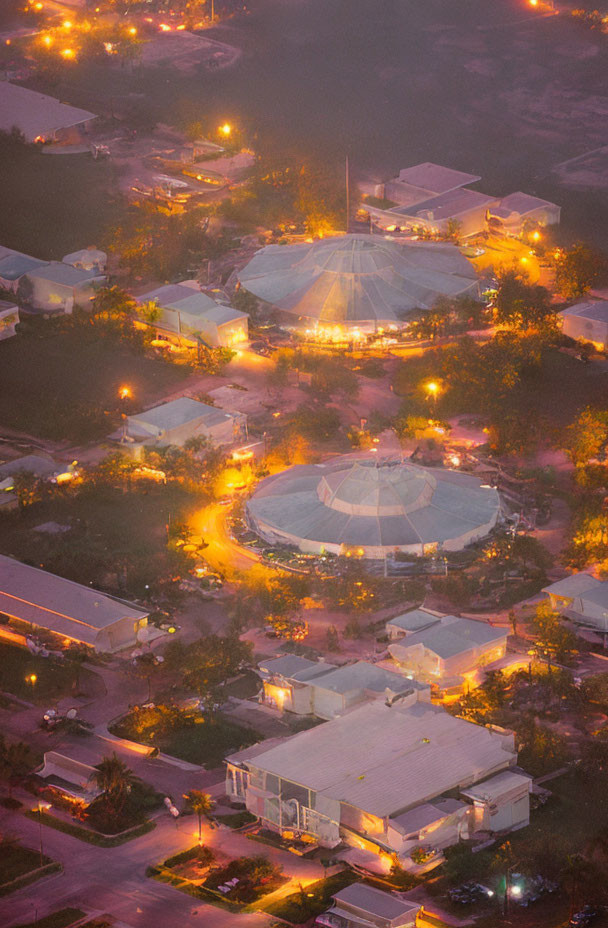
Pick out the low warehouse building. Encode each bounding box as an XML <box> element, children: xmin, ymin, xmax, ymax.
<box><xmin>120</xmin><ymin>397</ymin><xmax>246</xmax><ymax>454</ymax></box>
<box><xmin>543</xmin><ymin>574</ymin><xmax>608</xmax><ymax>635</ymax></box>
<box><xmin>316</xmin><ymin>882</ymin><xmax>420</xmax><ymax>928</ymax></box>
<box><xmin>0</xmin><ymin>81</ymin><xmax>97</xmax><ymax>144</ymax></box>
<box><xmin>0</xmin><ymin>555</ymin><xmax>148</xmax><ymax>652</ymax></box>
<box><xmin>226</xmin><ymin>696</ymin><xmax>527</xmax><ymax>864</ymax></box>
<box><xmin>258</xmin><ymin>655</ymin><xmax>429</xmax><ymax>719</ymax></box>
<box><xmin>388</xmin><ymin>613</ymin><xmax>508</xmax><ymax>691</ymax></box>
<box><xmin>136</xmin><ymin>282</ymin><xmax>248</xmax><ymax>348</ymax></box>
<box><xmin>247</xmin><ymin>455</ymin><xmax>501</xmax><ymax>558</ymax></box>
<box><xmin>486</xmin><ymin>192</ymin><xmax>561</xmax><ymax>237</ymax></box>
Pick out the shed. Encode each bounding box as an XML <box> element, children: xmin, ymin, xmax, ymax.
<box><xmin>559</xmin><ymin>301</ymin><xmax>608</xmax><ymax>351</ymax></box>
<box><xmin>21</xmin><ymin>262</ymin><xmax>106</xmax><ymax>313</ymax></box>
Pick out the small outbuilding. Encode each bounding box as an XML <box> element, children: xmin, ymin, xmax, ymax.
<box><xmin>461</xmin><ymin>770</ymin><xmax>531</xmax><ymax>833</ymax></box>
<box><xmin>121</xmin><ymin>397</ymin><xmax>246</xmax><ymax>454</ymax></box>
<box><xmin>316</xmin><ymin>882</ymin><xmax>420</xmax><ymax>928</ymax></box>
<box><xmin>62</xmin><ymin>248</ymin><xmax>107</xmax><ymax>274</ymax></box>
<box><xmin>543</xmin><ymin>574</ymin><xmax>608</xmax><ymax>635</ymax></box>
<box><xmin>0</xmin><ymin>246</ymin><xmax>48</xmax><ymax>292</ymax></box>
<box><xmin>20</xmin><ymin>262</ymin><xmax>106</xmax><ymax>313</ymax></box>
<box><xmin>559</xmin><ymin>301</ymin><xmax>608</xmax><ymax>351</ymax></box>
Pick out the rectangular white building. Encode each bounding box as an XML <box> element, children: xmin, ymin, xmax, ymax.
<box><xmin>559</xmin><ymin>301</ymin><xmax>608</xmax><ymax>351</ymax></box>
<box><xmin>137</xmin><ymin>282</ymin><xmax>248</xmax><ymax>348</ymax></box>
<box><xmin>122</xmin><ymin>397</ymin><xmax>246</xmax><ymax>454</ymax></box>
<box><xmin>226</xmin><ymin>698</ymin><xmax>525</xmax><ymax>864</ymax></box>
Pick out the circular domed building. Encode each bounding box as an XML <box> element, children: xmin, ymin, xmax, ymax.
<box><xmin>247</xmin><ymin>457</ymin><xmax>501</xmax><ymax>558</ymax></box>
<box><xmin>237</xmin><ymin>234</ymin><xmax>479</xmax><ymax>332</ymax></box>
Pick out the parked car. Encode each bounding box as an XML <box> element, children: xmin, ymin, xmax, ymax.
<box><xmin>571</xmin><ymin>906</ymin><xmax>601</xmax><ymax>928</ymax></box>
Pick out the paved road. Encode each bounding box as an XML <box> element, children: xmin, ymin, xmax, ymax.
<box><xmin>0</xmin><ymin>798</ymin><xmax>323</xmax><ymax>928</ymax></box>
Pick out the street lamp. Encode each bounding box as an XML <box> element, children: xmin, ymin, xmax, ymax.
<box><xmin>36</xmin><ymin>800</ymin><xmax>52</xmax><ymax>867</ymax></box>
<box><xmin>219</xmin><ymin>123</ymin><xmax>232</xmax><ymax>138</ymax></box>
<box><xmin>425</xmin><ymin>380</ymin><xmax>440</xmax><ymax>409</ymax></box>
<box><xmin>26</xmin><ymin>673</ymin><xmax>37</xmax><ymax>690</ymax></box>
<box><xmin>118</xmin><ymin>386</ymin><xmax>132</xmax><ymax>440</ymax></box>
<box><xmin>118</xmin><ymin>385</ymin><xmax>132</xmax><ymax>401</ymax></box>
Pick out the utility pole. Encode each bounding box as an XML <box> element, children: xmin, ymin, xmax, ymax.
<box><xmin>211</xmin><ymin>0</ymin><xmax>215</xmax><ymax>22</ymax></box>
<box><xmin>345</xmin><ymin>155</ymin><xmax>350</xmax><ymax>234</ymax></box>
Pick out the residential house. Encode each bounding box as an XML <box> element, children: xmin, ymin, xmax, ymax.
<box><xmin>543</xmin><ymin>574</ymin><xmax>608</xmax><ymax>635</ymax></box>
<box><xmin>486</xmin><ymin>192</ymin><xmax>561</xmax><ymax>237</ymax></box>
<box><xmin>226</xmin><ymin>697</ymin><xmax>527</xmax><ymax>865</ymax></box>
<box><xmin>136</xmin><ymin>282</ymin><xmax>248</xmax><ymax>348</ymax></box>
<box><xmin>258</xmin><ymin>655</ymin><xmax>429</xmax><ymax>719</ymax></box>
<box><xmin>316</xmin><ymin>882</ymin><xmax>420</xmax><ymax>928</ymax></box>
<box><xmin>0</xmin><ymin>554</ymin><xmax>149</xmax><ymax>652</ymax></box>
<box><xmin>120</xmin><ymin>397</ymin><xmax>246</xmax><ymax>455</ymax></box>
<box><xmin>0</xmin><ymin>81</ymin><xmax>97</xmax><ymax>144</ymax></box>
<box><xmin>0</xmin><ymin>299</ymin><xmax>19</xmax><ymax>340</ymax></box>
<box><xmin>387</xmin><ymin>612</ymin><xmax>507</xmax><ymax>691</ymax></box>
<box><xmin>21</xmin><ymin>262</ymin><xmax>106</xmax><ymax>313</ymax></box>
<box><xmin>558</xmin><ymin>301</ymin><xmax>608</xmax><ymax>351</ymax></box>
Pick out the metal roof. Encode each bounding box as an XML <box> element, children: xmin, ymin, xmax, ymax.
<box><xmin>259</xmin><ymin>655</ymin><xmax>332</xmax><ymax>680</ymax></box>
<box><xmin>490</xmin><ymin>191</ymin><xmax>558</xmax><ymax>216</ymax></box>
<box><xmin>0</xmin><ymin>252</ymin><xmax>48</xmax><ymax>280</ymax></box>
<box><xmin>237</xmin><ymin>699</ymin><xmax>516</xmax><ymax>818</ymax></box>
<box><xmin>460</xmin><ymin>770</ymin><xmax>531</xmax><ymax>804</ymax></box>
<box><xmin>127</xmin><ymin>398</ymin><xmax>233</xmax><ymax>437</ymax></box>
<box><xmin>386</xmin><ymin>608</ymin><xmax>445</xmax><ymax>633</ymax></box>
<box><xmin>247</xmin><ymin>456</ymin><xmax>501</xmax><ymax>555</ymax></box>
<box><xmin>26</xmin><ymin>262</ymin><xmax>102</xmax><ymax>286</ymax></box>
<box><xmin>0</xmin><ymin>555</ymin><xmax>147</xmax><ymax>646</ymax></box>
<box><xmin>332</xmin><ymin>882</ymin><xmax>420</xmax><ymax>920</ymax></box>
<box><xmin>0</xmin><ymin>82</ymin><xmax>96</xmax><ymax>142</ymax></box>
<box><xmin>392</xmin><ymin>188</ymin><xmax>497</xmax><ymax>221</ymax></box>
<box><xmin>0</xmin><ymin>455</ymin><xmax>60</xmax><ymax>480</ymax></box>
<box><xmin>308</xmin><ymin>660</ymin><xmax>420</xmax><ymax>696</ymax></box>
<box><xmin>390</xmin><ymin>798</ymin><xmax>466</xmax><ymax>835</ymax></box>
<box><xmin>542</xmin><ymin>573</ymin><xmax>601</xmax><ymax>598</ymax></box>
<box><xmin>138</xmin><ymin>284</ymin><xmax>246</xmax><ymax>325</ymax></box>
<box><xmin>389</xmin><ymin>616</ymin><xmax>507</xmax><ymax>661</ymax></box>
<box><xmin>393</xmin><ymin>163</ymin><xmax>481</xmax><ymax>195</ymax></box>
<box><xmin>577</xmin><ymin>584</ymin><xmax>608</xmax><ymax>610</ymax></box>
<box><xmin>559</xmin><ymin>301</ymin><xmax>608</xmax><ymax>324</ymax></box>
<box><xmin>238</xmin><ymin>234</ymin><xmax>479</xmax><ymax>326</ymax></box>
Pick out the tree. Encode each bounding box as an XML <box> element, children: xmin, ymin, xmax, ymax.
<box><xmin>179</xmin><ymin>635</ymin><xmax>253</xmax><ymax>701</ymax></box>
<box><xmin>555</xmin><ymin>243</ymin><xmax>607</xmax><ymax>300</ymax></box>
<box><xmin>183</xmin><ymin>789</ymin><xmax>215</xmax><ymax>845</ymax></box>
<box><xmin>493</xmin><ymin>270</ymin><xmax>555</xmax><ymax>331</ymax></box>
<box><xmin>508</xmin><ymin>609</ymin><xmax>518</xmax><ymax>636</ymax></box>
<box><xmin>11</xmin><ymin>470</ymin><xmax>42</xmax><ymax>509</ymax></box>
<box><xmin>563</xmin><ymin>407</ymin><xmax>608</xmax><ymax>471</ymax></box>
<box><xmin>94</xmin><ymin>754</ymin><xmax>141</xmax><ymax>820</ymax></box>
<box><xmin>326</xmin><ymin>625</ymin><xmax>339</xmax><ymax>651</ymax></box>
<box><xmin>0</xmin><ymin>737</ymin><xmax>36</xmax><ymax>798</ymax></box>
<box><xmin>64</xmin><ymin>643</ymin><xmax>90</xmax><ymax>694</ymax></box>
<box><xmin>531</xmin><ymin>601</ymin><xmax>578</xmax><ymax>666</ymax></box>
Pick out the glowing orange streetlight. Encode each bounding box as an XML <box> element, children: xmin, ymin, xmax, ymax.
<box><xmin>426</xmin><ymin>381</ymin><xmax>439</xmax><ymax>396</ymax></box>
<box><xmin>62</xmin><ymin>19</ymin><xmax>72</xmax><ymax>29</ymax></box>
<box><xmin>118</xmin><ymin>385</ymin><xmax>132</xmax><ymax>400</ymax></box>
<box><xmin>531</xmin><ymin>229</ymin><xmax>541</xmax><ymax>242</ymax></box>
<box><xmin>219</xmin><ymin>123</ymin><xmax>232</xmax><ymax>138</ymax></box>
<box><xmin>61</xmin><ymin>48</ymin><xmax>75</xmax><ymax>59</ymax></box>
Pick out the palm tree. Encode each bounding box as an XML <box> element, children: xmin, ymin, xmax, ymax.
<box><xmin>94</xmin><ymin>754</ymin><xmax>141</xmax><ymax>820</ymax></box>
<box><xmin>183</xmin><ymin>790</ymin><xmax>215</xmax><ymax>845</ymax></box>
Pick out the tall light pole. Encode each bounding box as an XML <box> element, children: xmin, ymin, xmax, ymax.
<box><xmin>345</xmin><ymin>155</ymin><xmax>350</xmax><ymax>234</ymax></box>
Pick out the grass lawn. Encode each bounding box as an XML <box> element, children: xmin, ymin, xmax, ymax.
<box><xmin>0</xmin><ymin>320</ymin><xmax>188</xmax><ymax>441</ymax></box>
<box><xmin>13</xmin><ymin>909</ymin><xmax>86</xmax><ymax>928</ymax></box>
<box><xmin>0</xmin><ymin>843</ymin><xmax>49</xmax><ymax>885</ymax></box>
<box><xmin>25</xmin><ymin>811</ymin><xmax>155</xmax><ymax>847</ymax></box>
<box><xmin>110</xmin><ymin>712</ymin><xmax>260</xmax><ymax>768</ymax></box>
<box><xmin>222</xmin><ymin>671</ymin><xmax>261</xmax><ymax>700</ymax></box>
<box><xmin>215</xmin><ymin>811</ymin><xmax>257</xmax><ymax>829</ymax></box>
<box><xmin>0</xmin><ymin>133</ymin><xmax>123</xmax><ymax>260</ymax></box>
<box><xmin>0</xmin><ymin>481</ymin><xmax>198</xmax><ymax>597</ymax></box>
<box><xmin>261</xmin><ymin>870</ymin><xmax>358</xmax><ymax>922</ymax></box>
<box><xmin>0</xmin><ymin>642</ymin><xmax>94</xmax><ymax>705</ymax></box>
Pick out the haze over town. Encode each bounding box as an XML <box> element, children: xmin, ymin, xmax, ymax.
<box><xmin>1</xmin><ymin>2</ymin><xmax>608</xmax><ymax>928</ymax></box>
